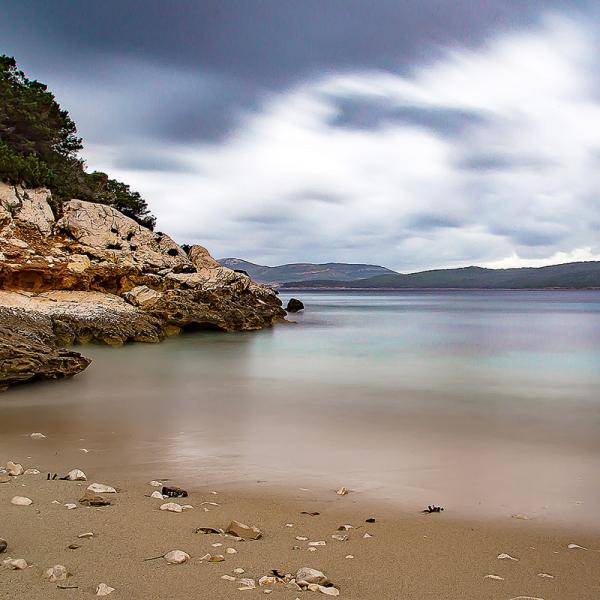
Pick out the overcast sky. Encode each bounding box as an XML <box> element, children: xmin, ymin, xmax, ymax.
<box><xmin>2</xmin><ymin>1</ymin><xmax>600</xmax><ymax>271</ymax></box>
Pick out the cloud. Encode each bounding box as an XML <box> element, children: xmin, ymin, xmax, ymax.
<box><xmin>4</xmin><ymin>5</ymin><xmax>599</xmax><ymax>271</ymax></box>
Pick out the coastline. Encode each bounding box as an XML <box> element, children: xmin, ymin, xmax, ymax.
<box><xmin>1</xmin><ymin>457</ymin><xmax>599</xmax><ymax>599</ymax></box>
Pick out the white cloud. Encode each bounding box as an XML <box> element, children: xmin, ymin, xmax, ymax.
<box><xmin>90</xmin><ymin>14</ymin><xmax>600</xmax><ymax>272</ymax></box>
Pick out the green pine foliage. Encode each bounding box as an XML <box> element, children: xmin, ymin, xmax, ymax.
<box><xmin>0</xmin><ymin>55</ymin><xmax>156</xmax><ymax>229</ymax></box>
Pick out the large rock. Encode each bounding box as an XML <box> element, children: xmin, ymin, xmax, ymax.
<box><xmin>0</xmin><ymin>306</ymin><xmax>90</xmax><ymax>388</ymax></box>
<box><xmin>0</xmin><ymin>184</ymin><xmax>286</xmax><ymax>388</ymax></box>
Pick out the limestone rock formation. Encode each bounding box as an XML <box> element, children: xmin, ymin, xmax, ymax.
<box><xmin>0</xmin><ymin>182</ymin><xmax>286</xmax><ymax>388</ymax></box>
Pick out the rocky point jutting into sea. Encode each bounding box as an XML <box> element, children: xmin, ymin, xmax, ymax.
<box><xmin>0</xmin><ymin>182</ymin><xmax>286</xmax><ymax>389</ymax></box>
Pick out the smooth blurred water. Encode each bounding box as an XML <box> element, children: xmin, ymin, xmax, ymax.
<box><xmin>2</xmin><ymin>290</ymin><xmax>600</xmax><ymax>526</ymax></box>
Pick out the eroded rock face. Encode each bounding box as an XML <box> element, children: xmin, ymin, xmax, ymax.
<box><xmin>0</xmin><ymin>182</ymin><xmax>286</xmax><ymax>387</ymax></box>
<box><xmin>0</xmin><ymin>306</ymin><xmax>90</xmax><ymax>388</ymax></box>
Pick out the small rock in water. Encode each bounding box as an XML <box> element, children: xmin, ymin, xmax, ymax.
<box><xmin>150</xmin><ymin>491</ymin><xmax>164</xmax><ymax>499</ymax></box>
<box><xmin>80</xmin><ymin>449</ymin><xmax>89</xmax><ymax>453</ymax></box>
<box><xmin>286</xmin><ymin>298</ymin><xmax>304</xmax><ymax>313</ymax></box>
<box><xmin>65</xmin><ymin>503</ymin><xmax>77</xmax><ymax>510</ymax></box>
<box><xmin>226</xmin><ymin>520</ymin><xmax>263</xmax><ymax>540</ymax></box>
<box><xmin>422</xmin><ymin>505</ymin><xmax>444</xmax><ymax>513</ymax></box>
<box><xmin>44</xmin><ymin>565</ymin><xmax>69</xmax><ymax>582</ymax></box>
<box><xmin>259</xmin><ymin>576</ymin><xmax>277</xmax><ymax>586</ymax></box>
<box><xmin>307</xmin><ymin>547</ymin><xmax>317</xmax><ymax>552</ymax></box>
<box><xmin>149</xmin><ymin>480</ymin><xmax>162</xmax><ymax>487</ymax></box>
<box><xmin>11</xmin><ymin>496</ymin><xmax>33</xmax><ymax>506</ymax></box>
<box><xmin>87</xmin><ymin>483</ymin><xmax>116</xmax><ymax>494</ymax></box>
<box><xmin>30</xmin><ymin>433</ymin><xmax>46</xmax><ymax>439</ymax></box>
<box><xmin>79</xmin><ymin>492</ymin><xmax>111</xmax><ymax>507</ymax></box>
<box><xmin>163</xmin><ymin>550</ymin><xmax>190</xmax><ymax>564</ymax></box>
<box><xmin>512</xmin><ymin>514</ymin><xmax>530</xmax><ymax>520</ymax></box>
<box><xmin>221</xmin><ymin>575</ymin><xmax>236</xmax><ymax>581</ymax></box>
<box><xmin>3</xmin><ymin>558</ymin><xmax>28</xmax><ymax>569</ymax></box>
<box><xmin>337</xmin><ymin>524</ymin><xmax>353</xmax><ymax>531</ymax></box>
<box><xmin>365</xmin><ymin>517</ymin><xmax>376</xmax><ymax>523</ymax></box>
<box><xmin>331</xmin><ymin>534</ymin><xmax>347</xmax><ymax>542</ymax></box>
<box><xmin>162</xmin><ymin>485</ymin><xmax>188</xmax><ymax>498</ymax></box>
<box><xmin>96</xmin><ymin>583</ymin><xmax>115</xmax><ymax>596</ymax></box>
<box><xmin>295</xmin><ymin>536</ymin><xmax>308</xmax><ymax>541</ymax></box>
<box><xmin>316</xmin><ymin>586</ymin><xmax>340</xmax><ymax>596</ymax></box>
<box><xmin>78</xmin><ymin>532</ymin><xmax>94</xmax><ymax>539</ymax></box>
<box><xmin>226</xmin><ymin>547</ymin><xmax>237</xmax><ymax>554</ymax></box>
<box><xmin>537</xmin><ymin>573</ymin><xmax>554</xmax><ymax>578</ymax></box>
<box><xmin>66</xmin><ymin>469</ymin><xmax>87</xmax><ymax>481</ymax></box>
<box><xmin>567</xmin><ymin>543</ymin><xmax>587</xmax><ymax>550</ymax></box>
<box><xmin>308</xmin><ymin>541</ymin><xmax>326</xmax><ymax>546</ymax></box>
<box><xmin>345</xmin><ymin>555</ymin><xmax>354</xmax><ymax>559</ymax></box>
<box><xmin>497</xmin><ymin>553</ymin><xmax>519</xmax><ymax>560</ymax></box>
<box><xmin>24</xmin><ymin>468</ymin><xmax>40</xmax><ymax>475</ymax></box>
<box><xmin>233</xmin><ymin>568</ymin><xmax>245</xmax><ymax>574</ymax></box>
<box><xmin>6</xmin><ymin>462</ymin><xmax>23</xmax><ymax>476</ymax></box>
<box><xmin>336</xmin><ymin>487</ymin><xmax>349</xmax><ymax>496</ymax></box>
<box><xmin>195</xmin><ymin>527</ymin><xmax>224</xmax><ymax>535</ymax></box>
<box><xmin>160</xmin><ymin>502</ymin><xmax>183</xmax><ymax>513</ymax></box>
<box><xmin>362</xmin><ymin>532</ymin><xmax>373</xmax><ymax>538</ymax></box>
<box><xmin>484</xmin><ymin>574</ymin><xmax>504</xmax><ymax>580</ymax></box>
<box><xmin>0</xmin><ymin>475</ymin><xmax>10</xmax><ymax>484</ymax></box>
<box><xmin>0</xmin><ymin>539</ymin><xmax>7</xmax><ymax>553</ymax></box>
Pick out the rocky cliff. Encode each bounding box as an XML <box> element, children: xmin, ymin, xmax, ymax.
<box><xmin>0</xmin><ymin>183</ymin><xmax>286</xmax><ymax>388</ymax></box>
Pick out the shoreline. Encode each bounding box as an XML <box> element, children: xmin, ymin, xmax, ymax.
<box><xmin>1</xmin><ymin>461</ymin><xmax>599</xmax><ymax>599</ymax></box>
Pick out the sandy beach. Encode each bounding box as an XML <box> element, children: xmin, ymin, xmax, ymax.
<box><xmin>1</xmin><ymin>445</ymin><xmax>599</xmax><ymax>600</ymax></box>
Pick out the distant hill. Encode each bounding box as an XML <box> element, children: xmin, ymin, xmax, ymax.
<box><xmin>279</xmin><ymin>261</ymin><xmax>600</xmax><ymax>290</ymax></box>
<box><xmin>218</xmin><ymin>258</ymin><xmax>397</xmax><ymax>285</ymax></box>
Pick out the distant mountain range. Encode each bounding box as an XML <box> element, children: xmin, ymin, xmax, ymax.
<box><xmin>278</xmin><ymin>261</ymin><xmax>600</xmax><ymax>290</ymax></box>
<box><xmin>218</xmin><ymin>258</ymin><xmax>397</xmax><ymax>285</ymax></box>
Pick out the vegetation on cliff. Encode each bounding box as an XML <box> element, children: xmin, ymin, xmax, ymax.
<box><xmin>0</xmin><ymin>55</ymin><xmax>155</xmax><ymax>229</ymax></box>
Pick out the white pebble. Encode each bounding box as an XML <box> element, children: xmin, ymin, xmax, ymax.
<box><xmin>44</xmin><ymin>565</ymin><xmax>68</xmax><ymax>582</ymax></box>
<box><xmin>226</xmin><ymin>548</ymin><xmax>237</xmax><ymax>554</ymax></box>
<box><xmin>66</xmin><ymin>469</ymin><xmax>87</xmax><ymax>481</ymax></box>
<box><xmin>11</xmin><ymin>496</ymin><xmax>33</xmax><ymax>506</ymax></box>
<box><xmin>30</xmin><ymin>433</ymin><xmax>46</xmax><ymax>439</ymax></box>
<box><xmin>96</xmin><ymin>583</ymin><xmax>115</xmax><ymax>596</ymax></box>
<box><xmin>163</xmin><ymin>550</ymin><xmax>190</xmax><ymax>564</ymax></box>
<box><xmin>160</xmin><ymin>502</ymin><xmax>183</xmax><ymax>513</ymax></box>
<box><xmin>3</xmin><ymin>558</ymin><xmax>28</xmax><ymax>569</ymax></box>
<box><xmin>65</xmin><ymin>503</ymin><xmax>77</xmax><ymax>510</ymax></box>
<box><xmin>150</xmin><ymin>491</ymin><xmax>164</xmax><ymax>499</ymax></box>
<box><xmin>149</xmin><ymin>480</ymin><xmax>162</xmax><ymax>487</ymax></box>
<box><xmin>87</xmin><ymin>483</ymin><xmax>116</xmax><ymax>494</ymax></box>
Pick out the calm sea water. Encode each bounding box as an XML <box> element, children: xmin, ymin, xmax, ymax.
<box><xmin>2</xmin><ymin>290</ymin><xmax>600</xmax><ymax>526</ymax></box>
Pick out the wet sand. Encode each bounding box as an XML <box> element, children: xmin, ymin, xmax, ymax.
<box><xmin>1</xmin><ymin>453</ymin><xmax>599</xmax><ymax>600</ymax></box>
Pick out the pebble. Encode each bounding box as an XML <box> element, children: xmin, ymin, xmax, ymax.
<box><xmin>233</xmin><ymin>567</ymin><xmax>245</xmax><ymax>574</ymax></box>
<box><xmin>11</xmin><ymin>496</ymin><xmax>33</xmax><ymax>506</ymax></box>
<box><xmin>0</xmin><ymin>539</ymin><xmax>7</xmax><ymax>553</ymax></box>
<box><xmin>163</xmin><ymin>550</ymin><xmax>190</xmax><ymax>564</ymax></box>
<box><xmin>226</xmin><ymin>520</ymin><xmax>263</xmax><ymax>540</ymax></box>
<box><xmin>208</xmin><ymin>555</ymin><xmax>225</xmax><ymax>562</ymax></box>
<box><xmin>362</xmin><ymin>533</ymin><xmax>373</xmax><ymax>538</ymax></box>
<box><xmin>345</xmin><ymin>555</ymin><xmax>354</xmax><ymax>559</ymax></box>
<box><xmin>308</xmin><ymin>541</ymin><xmax>326</xmax><ymax>546</ymax></box>
<box><xmin>296</xmin><ymin>567</ymin><xmax>328</xmax><ymax>586</ymax></box>
<box><xmin>78</xmin><ymin>532</ymin><xmax>94</xmax><ymax>539</ymax></box>
<box><xmin>87</xmin><ymin>483</ymin><xmax>116</xmax><ymax>494</ymax></box>
<box><xmin>484</xmin><ymin>574</ymin><xmax>504</xmax><ymax>580</ymax></box>
<box><xmin>211</xmin><ymin>543</ymin><xmax>223</xmax><ymax>547</ymax></box>
<box><xmin>497</xmin><ymin>553</ymin><xmax>519</xmax><ymax>560</ymax></box>
<box><xmin>96</xmin><ymin>583</ymin><xmax>115</xmax><ymax>596</ymax></box>
<box><xmin>221</xmin><ymin>575</ymin><xmax>236</xmax><ymax>581</ymax></box>
<box><xmin>0</xmin><ymin>475</ymin><xmax>10</xmax><ymax>484</ymax></box>
<box><xmin>567</xmin><ymin>543</ymin><xmax>587</xmax><ymax>550</ymax></box>
<box><xmin>537</xmin><ymin>573</ymin><xmax>554</xmax><ymax>578</ymax></box>
<box><xmin>151</xmin><ymin>491</ymin><xmax>165</xmax><ymax>499</ymax></box>
<box><xmin>66</xmin><ymin>469</ymin><xmax>87</xmax><ymax>481</ymax></box>
<box><xmin>259</xmin><ymin>576</ymin><xmax>277</xmax><ymax>586</ymax></box>
<box><xmin>160</xmin><ymin>502</ymin><xmax>183</xmax><ymax>513</ymax></box>
<box><xmin>337</xmin><ymin>524</ymin><xmax>353</xmax><ymax>531</ymax></box>
<box><xmin>237</xmin><ymin>578</ymin><xmax>256</xmax><ymax>590</ymax></box>
<box><xmin>6</xmin><ymin>462</ymin><xmax>23</xmax><ymax>476</ymax></box>
<box><xmin>65</xmin><ymin>503</ymin><xmax>77</xmax><ymax>510</ymax></box>
<box><xmin>226</xmin><ymin>547</ymin><xmax>237</xmax><ymax>554</ymax></box>
<box><xmin>30</xmin><ymin>433</ymin><xmax>46</xmax><ymax>439</ymax></box>
<box><xmin>286</xmin><ymin>523</ymin><xmax>294</xmax><ymax>527</ymax></box>
<box><xmin>296</xmin><ymin>536</ymin><xmax>309</xmax><ymax>541</ymax></box>
<box><xmin>79</xmin><ymin>492</ymin><xmax>111</xmax><ymax>507</ymax></box>
<box><xmin>336</xmin><ymin>487</ymin><xmax>349</xmax><ymax>496</ymax></box>
<box><xmin>307</xmin><ymin>547</ymin><xmax>317</xmax><ymax>552</ymax></box>
<box><xmin>149</xmin><ymin>481</ymin><xmax>162</xmax><ymax>487</ymax></box>
<box><xmin>331</xmin><ymin>534</ymin><xmax>347</xmax><ymax>542</ymax></box>
<box><xmin>24</xmin><ymin>469</ymin><xmax>41</xmax><ymax>475</ymax></box>
<box><xmin>3</xmin><ymin>558</ymin><xmax>28</xmax><ymax>569</ymax></box>
<box><xmin>44</xmin><ymin>565</ymin><xmax>69</xmax><ymax>582</ymax></box>
<box><xmin>512</xmin><ymin>514</ymin><xmax>530</xmax><ymax>520</ymax></box>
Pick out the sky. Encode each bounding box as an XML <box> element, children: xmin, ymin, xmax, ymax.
<box><xmin>2</xmin><ymin>1</ymin><xmax>600</xmax><ymax>272</ymax></box>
